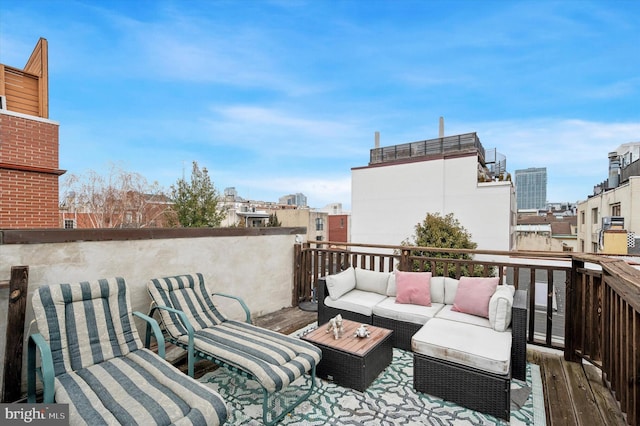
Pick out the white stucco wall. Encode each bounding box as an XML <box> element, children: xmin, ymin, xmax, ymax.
<box><xmin>351</xmin><ymin>154</ymin><xmax>515</xmax><ymax>255</ymax></box>
<box><xmin>0</xmin><ymin>231</ymin><xmax>300</xmax><ymax>391</ymax></box>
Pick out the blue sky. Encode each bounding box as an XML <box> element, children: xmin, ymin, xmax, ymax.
<box><xmin>2</xmin><ymin>0</ymin><xmax>639</xmax><ymax>210</ymax></box>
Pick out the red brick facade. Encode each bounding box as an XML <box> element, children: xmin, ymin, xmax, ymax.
<box><xmin>328</xmin><ymin>214</ymin><xmax>349</xmax><ymax>243</ymax></box>
<box><xmin>0</xmin><ymin>111</ymin><xmax>64</xmax><ymax>228</ymax></box>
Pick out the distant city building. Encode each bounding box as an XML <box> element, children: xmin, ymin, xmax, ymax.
<box><xmin>351</xmin><ymin>130</ymin><xmax>515</xmax><ymax>255</ymax></box>
<box><xmin>279</xmin><ymin>193</ymin><xmax>307</xmax><ymax>207</ymax></box>
<box><xmin>515</xmin><ymin>167</ymin><xmax>547</xmax><ymax>210</ymax></box>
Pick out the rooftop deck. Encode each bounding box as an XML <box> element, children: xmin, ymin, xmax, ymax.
<box><xmin>2</xmin><ymin>230</ymin><xmax>637</xmax><ymax>424</ymax></box>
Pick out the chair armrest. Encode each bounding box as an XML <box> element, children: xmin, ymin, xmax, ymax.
<box><xmin>133</xmin><ymin>311</ymin><xmax>166</xmax><ymax>359</ymax></box>
<box><xmin>317</xmin><ymin>277</ymin><xmax>329</xmax><ymax>324</ymax></box>
<box><xmin>28</xmin><ymin>333</ymin><xmax>54</xmax><ymax>403</ymax></box>
<box><xmin>212</xmin><ymin>292</ymin><xmax>251</xmax><ymax>324</ymax></box>
<box><xmin>149</xmin><ymin>305</ymin><xmax>197</xmax><ymax>377</ymax></box>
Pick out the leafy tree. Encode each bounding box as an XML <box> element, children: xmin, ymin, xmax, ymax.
<box><xmin>169</xmin><ymin>161</ymin><xmax>226</xmax><ymax>227</ymax></box>
<box><xmin>61</xmin><ymin>163</ymin><xmax>169</xmax><ymax>228</ymax></box>
<box><xmin>267</xmin><ymin>213</ymin><xmax>281</xmax><ymax>227</ymax></box>
<box><xmin>402</xmin><ymin>212</ymin><xmax>489</xmax><ymax>277</ymax></box>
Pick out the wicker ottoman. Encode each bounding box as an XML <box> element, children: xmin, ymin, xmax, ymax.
<box><xmin>411</xmin><ymin>318</ymin><xmax>514</xmax><ymax>421</ymax></box>
<box><xmin>302</xmin><ymin>319</ymin><xmax>393</xmax><ymax>392</ymax></box>
<box><xmin>414</xmin><ymin>352</ymin><xmax>511</xmax><ymax>420</ymax></box>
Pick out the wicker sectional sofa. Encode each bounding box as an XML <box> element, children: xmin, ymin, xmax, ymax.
<box><xmin>317</xmin><ymin>267</ymin><xmax>527</xmax><ymax>421</ymax></box>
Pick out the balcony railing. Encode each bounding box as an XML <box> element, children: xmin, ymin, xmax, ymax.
<box><xmin>294</xmin><ymin>242</ymin><xmax>640</xmax><ymax>425</ymax></box>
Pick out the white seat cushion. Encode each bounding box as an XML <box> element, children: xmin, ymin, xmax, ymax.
<box><xmin>373</xmin><ymin>297</ymin><xmax>444</xmax><ymax>325</ymax></box>
<box><xmin>434</xmin><ymin>305</ymin><xmax>491</xmax><ymax>328</ymax></box>
<box><xmin>412</xmin><ymin>318</ymin><xmax>512</xmax><ymax>375</ymax></box>
<box><xmin>323</xmin><ymin>290</ymin><xmax>388</xmax><ymax>317</ymax></box>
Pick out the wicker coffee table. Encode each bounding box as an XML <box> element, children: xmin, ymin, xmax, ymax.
<box><xmin>301</xmin><ymin>319</ymin><xmax>393</xmax><ymax>392</ymax></box>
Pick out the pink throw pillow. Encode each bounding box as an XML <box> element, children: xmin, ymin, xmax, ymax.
<box><xmin>452</xmin><ymin>276</ymin><xmax>499</xmax><ymax>318</ymax></box>
<box><xmin>395</xmin><ymin>271</ymin><xmax>432</xmax><ymax>306</ymax></box>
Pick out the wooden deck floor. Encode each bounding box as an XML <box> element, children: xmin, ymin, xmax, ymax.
<box><xmin>181</xmin><ymin>306</ymin><xmax>627</xmax><ymax>425</ymax></box>
<box><xmin>529</xmin><ymin>349</ymin><xmax>626</xmax><ymax>425</ymax></box>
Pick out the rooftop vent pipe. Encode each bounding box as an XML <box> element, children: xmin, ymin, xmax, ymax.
<box><xmin>439</xmin><ymin>117</ymin><xmax>444</xmax><ymax>138</ymax></box>
<box><xmin>608</xmin><ymin>151</ymin><xmax>620</xmax><ymax>189</ymax></box>
<box><xmin>375</xmin><ymin>131</ymin><xmax>380</xmax><ymax>148</ymax></box>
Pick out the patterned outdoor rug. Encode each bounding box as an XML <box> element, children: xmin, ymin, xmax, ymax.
<box><xmin>199</xmin><ymin>345</ymin><xmax>543</xmax><ymax>425</ymax></box>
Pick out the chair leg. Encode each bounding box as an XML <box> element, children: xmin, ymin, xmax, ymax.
<box><xmin>261</xmin><ymin>367</ymin><xmax>317</xmax><ymax>426</ymax></box>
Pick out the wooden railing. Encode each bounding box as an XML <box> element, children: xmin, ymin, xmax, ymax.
<box><xmin>294</xmin><ymin>241</ymin><xmax>572</xmax><ymax>349</ymax></box>
<box><xmin>566</xmin><ymin>254</ymin><xmax>640</xmax><ymax>426</ymax></box>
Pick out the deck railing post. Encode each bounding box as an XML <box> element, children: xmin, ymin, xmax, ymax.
<box><xmin>2</xmin><ymin>265</ymin><xmax>29</xmax><ymax>403</ymax></box>
<box><xmin>565</xmin><ymin>258</ymin><xmax>583</xmax><ymax>362</ymax></box>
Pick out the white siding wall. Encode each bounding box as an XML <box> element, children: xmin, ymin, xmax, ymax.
<box><xmin>351</xmin><ymin>154</ymin><xmax>515</xmax><ymax>255</ymax></box>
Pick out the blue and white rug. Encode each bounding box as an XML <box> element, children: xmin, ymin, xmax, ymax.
<box><xmin>199</xmin><ymin>340</ymin><xmax>545</xmax><ymax>425</ymax></box>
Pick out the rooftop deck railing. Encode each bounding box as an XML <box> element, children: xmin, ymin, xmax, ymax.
<box><xmin>369</xmin><ymin>132</ymin><xmax>485</xmax><ymax>165</ymax></box>
<box><xmin>295</xmin><ymin>242</ymin><xmax>640</xmax><ymax>425</ymax></box>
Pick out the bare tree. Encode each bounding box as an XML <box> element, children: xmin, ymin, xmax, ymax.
<box><xmin>61</xmin><ymin>163</ymin><xmax>171</xmax><ymax>228</ymax></box>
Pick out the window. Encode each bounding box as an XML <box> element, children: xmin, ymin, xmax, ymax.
<box><xmin>611</xmin><ymin>203</ymin><xmax>621</xmax><ymax>216</ymax></box>
<box><xmin>592</xmin><ymin>242</ymin><xmax>599</xmax><ymax>253</ymax></box>
<box><xmin>340</xmin><ymin>218</ymin><xmax>344</xmax><ymax>228</ymax></box>
<box><xmin>64</xmin><ymin>219</ymin><xmax>75</xmax><ymax>229</ymax></box>
<box><xmin>315</xmin><ymin>218</ymin><xmax>324</xmax><ymax>231</ymax></box>
<box><xmin>591</xmin><ymin>208</ymin><xmax>598</xmax><ymax>224</ymax></box>
<box><xmin>580</xmin><ymin>239</ymin><xmax>585</xmax><ymax>252</ymax></box>
<box><xmin>580</xmin><ymin>211</ymin><xmax>585</xmax><ymax>225</ymax></box>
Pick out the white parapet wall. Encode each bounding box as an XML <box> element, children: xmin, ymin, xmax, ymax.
<box><xmin>0</xmin><ymin>227</ymin><xmax>306</xmax><ymax>394</ymax></box>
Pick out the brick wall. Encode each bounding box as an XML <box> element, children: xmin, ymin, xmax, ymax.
<box><xmin>0</xmin><ymin>111</ymin><xmax>62</xmax><ymax>228</ymax></box>
<box><xmin>328</xmin><ymin>214</ymin><xmax>348</xmax><ymax>243</ymax></box>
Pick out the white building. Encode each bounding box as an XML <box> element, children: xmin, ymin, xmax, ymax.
<box><xmin>351</xmin><ymin>132</ymin><xmax>515</xmax><ymax>257</ymax></box>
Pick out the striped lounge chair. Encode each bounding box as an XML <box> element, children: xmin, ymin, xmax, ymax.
<box><xmin>27</xmin><ymin>277</ymin><xmax>228</xmax><ymax>425</ymax></box>
<box><xmin>147</xmin><ymin>273</ymin><xmax>322</xmax><ymax>426</ymax></box>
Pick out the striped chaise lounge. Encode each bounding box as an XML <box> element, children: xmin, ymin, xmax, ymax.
<box><xmin>147</xmin><ymin>273</ymin><xmax>322</xmax><ymax>426</ymax></box>
<box><xmin>27</xmin><ymin>277</ymin><xmax>228</xmax><ymax>425</ymax></box>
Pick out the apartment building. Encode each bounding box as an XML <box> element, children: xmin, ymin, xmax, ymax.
<box><xmin>0</xmin><ymin>38</ymin><xmax>65</xmax><ymax>228</ymax></box>
<box><xmin>351</xmin><ymin>130</ymin><xmax>515</xmax><ymax>256</ymax></box>
<box><xmin>577</xmin><ymin>143</ymin><xmax>640</xmax><ymax>254</ymax></box>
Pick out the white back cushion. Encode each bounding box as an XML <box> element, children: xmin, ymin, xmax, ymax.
<box><xmin>355</xmin><ymin>268</ymin><xmax>391</xmax><ymax>295</ymax></box>
<box><xmin>428</xmin><ymin>277</ymin><xmax>446</xmax><ymax>304</ymax></box>
<box><xmin>443</xmin><ymin>277</ymin><xmax>460</xmax><ymax>305</ymax></box>
<box><xmin>386</xmin><ymin>272</ymin><xmax>397</xmax><ymax>296</ymax></box>
<box><xmin>325</xmin><ymin>267</ymin><xmax>356</xmax><ymax>300</ymax></box>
